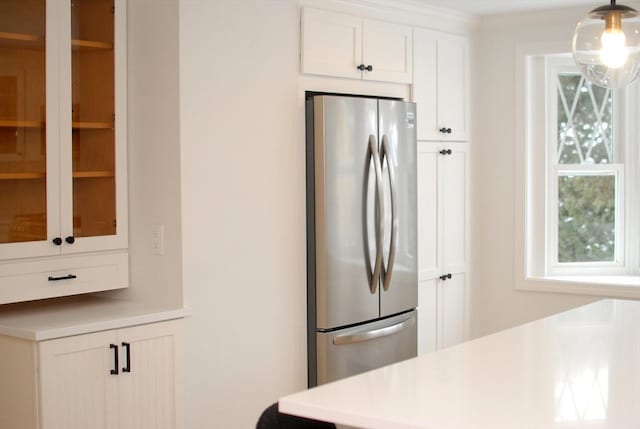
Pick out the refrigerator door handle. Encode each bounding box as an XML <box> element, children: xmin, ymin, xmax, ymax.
<box><xmin>333</xmin><ymin>316</ymin><xmax>415</xmax><ymax>346</ymax></box>
<box><xmin>368</xmin><ymin>135</ymin><xmax>384</xmax><ymax>294</ymax></box>
<box><xmin>380</xmin><ymin>135</ymin><xmax>397</xmax><ymax>291</ymax></box>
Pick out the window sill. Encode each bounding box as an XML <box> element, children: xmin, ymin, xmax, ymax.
<box><xmin>516</xmin><ymin>275</ymin><xmax>640</xmax><ymax>299</ymax></box>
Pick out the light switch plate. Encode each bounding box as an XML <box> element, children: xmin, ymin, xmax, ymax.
<box><xmin>151</xmin><ymin>224</ymin><xmax>164</xmax><ymax>255</ymax></box>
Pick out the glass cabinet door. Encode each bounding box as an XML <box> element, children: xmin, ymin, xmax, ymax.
<box><xmin>0</xmin><ymin>1</ymin><xmax>48</xmax><ymax>245</ymax></box>
<box><xmin>70</xmin><ymin>0</ymin><xmax>116</xmax><ymax>239</ymax></box>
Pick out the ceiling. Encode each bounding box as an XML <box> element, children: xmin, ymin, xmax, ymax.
<box><xmin>416</xmin><ymin>0</ymin><xmax>603</xmax><ymax>16</ymax></box>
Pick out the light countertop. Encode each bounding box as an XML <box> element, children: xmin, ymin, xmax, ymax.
<box><xmin>280</xmin><ymin>299</ymin><xmax>640</xmax><ymax>429</ymax></box>
<box><xmin>0</xmin><ymin>295</ymin><xmax>189</xmax><ymax>341</ymax></box>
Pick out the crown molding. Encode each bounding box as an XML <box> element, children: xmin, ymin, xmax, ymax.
<box><xmin>299</xmin><ymin>0</ymin><xmax>479</xmax><ymax>34</ymax></box>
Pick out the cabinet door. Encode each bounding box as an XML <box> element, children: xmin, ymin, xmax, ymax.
<box><xmin>301</xmin><ymin>8</ymin><xmax>362</xmax><ymax>80</ymax></box>
<box><xmin>117</xmin><ymin>320</ymin><xmax>184</xmax><ymax>429</ymax></box>
<box><xmin>0</xmin><ymin>0</ymin><xmax>61</xmax><ymax>260</ymax></box>
<box><xmin>59</xmin><ymin>0</ymin><xmax>128</xmax><ymax>254</ymax></box>
<box><xmin>441</xmin><ymin>146</ymin><xmax>467</xmax><ymax>275</ymax></box>
<box><xmin>417</xmin><ymin>279</ymin><xmax>437</xmax><ymax>355</ymax></box>
<box><xmin>436</xmin><ymin>34</ymin><xmax>468</xmax><ymax>141</ymax></box>
<box><xmin>417</xmin><ymin>143</ymin><xmax>468</xmax><ymax>353</ymax></box>
<box><xmin>362</xmin><ymin>19</ymin><xmax>412</xmax><ymax>83</ymax></box>
<box><xmin>413</xmin><ymin>28</ymin><xmax>468</xmax><ymax>141</ymax></box>
<box><xmin>38</xmin><ymin>330</ymin><xmax>119</xmax><ymax>429</ymax></box>
<box><xmin>437</xmin><ymin>272</ymin><xmax>466</xmax><ymax>349</ymax></box>
<box><xmin>417</xmin><ymin>142</ymin><xmax>440</xmax><ymax>281</ymax></box>
<box><xmin>416</xmin><ymin>142</ymin><xmax>440</xmax><ymax>356</ymax></box>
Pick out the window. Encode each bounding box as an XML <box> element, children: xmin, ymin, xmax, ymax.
<box><xmin>546</xmin><ymin>58</ymin><xmax>626</xmax><ymax>276</ymax></box>
<box><xmin>516</xmin><ymin>45</ymin><xmax>640</xmax><ymax>296</ymax></box>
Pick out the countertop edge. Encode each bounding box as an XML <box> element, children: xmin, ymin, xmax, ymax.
<box><xmin>31</xmin><ymin>307</ymin><xmax>191</xmax><ymax>341</ymax></box>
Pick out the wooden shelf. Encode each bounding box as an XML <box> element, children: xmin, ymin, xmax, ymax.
<box><xmin>73</xmin><ymin>171</ymin><xmax>114</xmax><ymax>179</ymax></box>
<box><xmin>0</xmin><ymin>120</ymin><xmax>44</xmax><ymax>128</ymax></box>
<box><xmin>72</xmin><ymin>121</ymin><xmax>112</xmax><ymax>130</ymax></box>
<box><xmin>0</xmin><ymin>171</ymin><xmax>114</xmax><ymax>180</ymax></box>
<box><xmin>0</xmin><ymin>32</ymin><xmax>43</xmax><ymax>49</ymax></box>
<box><xmin>72</xmin><ymin>39</ymin><xmax>113</xmax><ymax>50</ymax></box>
<box><xmin>0</xmin><ymin>172</ymin><xmax>45</xmax><ymax>180</ymax></box>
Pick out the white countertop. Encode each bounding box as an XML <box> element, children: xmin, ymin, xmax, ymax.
<box><xmin>280</xmin><ymin>299</ymin><xmax>640</xmax><ymax>429</ymax></box>
<box><xmin>0</xmin><ymin>295</ymin><xmax>189</xmax><ymax>341</ymax></box>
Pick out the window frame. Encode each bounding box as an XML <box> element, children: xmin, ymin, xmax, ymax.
<box><xmin>515</xmin><ymin>42</ymin><xmax>640</xmax><ymax>298</ymax></box>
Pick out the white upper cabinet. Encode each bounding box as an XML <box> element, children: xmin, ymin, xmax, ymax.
<box><xmin>301</xmin><ymin>8</ymin><xmax>412</xmax><ymax>84</ymax></box>
<box><xmin>0</xmin><ymin>0</ymin><xmax>128</xmax><ymax>304</ymax></box>
<box><xmin>413</xmin><ymin>28</ymin><xmax>469</xmax><ymax>141</ymax></box>
<box><xmin>301</xmin><ymin>8</ymin><xmax>362</xmax><ymax>80</ymax></box>
<box><xmin>361</xmin><ymin>19</ymin><xmax>412</xmax><ymax>83</ymax></box>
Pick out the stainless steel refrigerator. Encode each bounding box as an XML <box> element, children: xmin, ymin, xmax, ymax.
<box><xmin>306</xmin><ymin>94</ymin><xmax>418</xmax><ymax>387</ymax></box>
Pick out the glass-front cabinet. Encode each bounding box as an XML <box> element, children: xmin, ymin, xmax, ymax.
<box><xmin>0</xmin><ymin>0</ymin><xmax>128</xmax><ymax>304</ymax></box>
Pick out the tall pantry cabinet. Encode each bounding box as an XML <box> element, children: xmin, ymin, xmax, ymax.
<box><xmin>0</xmin><ymin>0</ymin><xmax>128</xmax><ymax>305</ymax></box>
<box><xmin>413</xmin><ymin>27</ymin><xmax>470</xmax><ymax>354</ymax></box>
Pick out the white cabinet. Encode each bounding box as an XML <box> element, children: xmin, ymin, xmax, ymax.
<box><xmin>413</xmin><ymin>28</ymin><xmax>469</xmax><ymax>141</ymax></box>
<box><xmin>0</xmin><ymin>0</ymin><xmax>128</xmax><ymax>304</ymax></box>
<box><xmin>417</xmin><ymin>142</ymin><xmax>468</xmax><ymax>354</ymax></box>
<box><xmin>0</xmin><ymin>319</ymin><xmax>184</xmax><ymax>429</ymax></box>
<box><xmin>301</xmin><ymin>7</ymin><xmax>412</xmax><ymax>83</ymax></box>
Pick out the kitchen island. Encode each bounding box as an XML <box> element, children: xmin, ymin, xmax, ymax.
<box><xmin>280</xmin><ymin>299</ymin><xmax>640</xmax><ymax>429</ymax></box>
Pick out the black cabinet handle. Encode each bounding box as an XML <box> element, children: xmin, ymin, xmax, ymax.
<box><xmin>110</xmin><ymin>344</ymin><xmax>119</xmax><ymax>375</ymax></box>
<box><xmin>52</xmin><ymin>237</ymin><xmax>62</xmax><ymax>246</ymax></box>
<box><xmin>439</xmin><ymin>273</ymin><xmax>453</xmax><ymax>281</ymax></box>
<box><xmin>48</xmin><ymin>274</ymin><xmax>77</xmax><ymax>281</ymax></box>
<box><xmin>65</xmin><ymin>236</ymin><xmax>75</xmax><ymax>244</ymax></box>
<box><xmin>439</xmin><ymin>127</ymin><xmax>452</xmax><ymax>134</ymax></box>
<box><xmin>122</xmin><ymin>342</ymin><xmax>131</xmax><ymax>373</ymax></box>
<box><xmin>357</xmin><ymin>64</ymin><xmax>374</xmax><ymax>72</ymax></box>
<box><xmin>439</xmin><ymin>149</ymin><xmax>452</xmax><ymax>155</ymax></box>
<box><xmin>357</xmin><ymin>64</ymin><xmax>365</xmax><ymax>71</ymax></box>
<box><xmin>365</xmin><ymin>64</ymin><xmax>373</xmax><ymax>72</ymax></box>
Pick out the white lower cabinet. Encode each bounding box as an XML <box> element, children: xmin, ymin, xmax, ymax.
<box><xmin>417</xmin><ymin>142</ymin><xmax>468</xmax><ymax>354</ymax></box>
<box><xmin>0</xmin><ymin>319</ymin><xmax>183</xmax><ymax>429</ymax></box>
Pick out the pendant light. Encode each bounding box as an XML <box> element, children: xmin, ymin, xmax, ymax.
<box><xmin>572</xmin><ymin>0</ymin><xmax>640</xmax><ymax>88</ymax></box>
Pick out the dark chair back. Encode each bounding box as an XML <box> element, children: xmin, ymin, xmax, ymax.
<box><xmin>256</xmin><ymin>403</ymin><xmax>336</xmax><ymax>429</ymax></box>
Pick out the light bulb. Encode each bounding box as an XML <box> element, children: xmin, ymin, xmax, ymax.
<box><xmin>600</xmin><ymin>11</ymin><xmax>628</xmax><ymax>68</ymax></box>
<box><xmin>572</xmin><ymin>2</ymin><xmax>640</xmax><ymax>88</ymax></box>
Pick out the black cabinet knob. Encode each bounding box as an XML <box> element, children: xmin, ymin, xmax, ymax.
<box><xmin>439</xmin><ymin>149</ymin><xmax>452</xmax><ymax>155</ymax></box>
<box><xmin>439</xmin><ymin>273</ymin><xmax>453</xmax><ymax>281</ymax></box>
<box><xmin>357</xmin><ymin>64</ymin><xmax>373</xmax><ymax>72</ymax></box>
<box><xmin>52</xmin><ymin>237</ymin><xmax>62</xmax><ymax>246</ymax></box>
<box><xmin>65</xmin><ymin>236</ymin><xmax>75</xmax><ymax>244</ymax></box>
<box><xmin>439</xmin><ymin>127</ymin><xmax>452</xmax><ymax>134</ymax></box>
<box><xmin>357</xmin><ymin>64</ymin><xmax>365</xmax><ymax>71</ymax></box>
<box><xmin>365</xmin><ymin>65</ymin><xmax>373</xmax><ymax>72</ymax></box>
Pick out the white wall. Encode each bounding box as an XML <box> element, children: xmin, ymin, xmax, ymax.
<box><xmin>179</xmin><ymin>1</ymin><xmax>305</xmax><ymax>427</ymax></box>
<box><xmin>470</xmin><ymin>5</ymin><xmax>640</xmax><ymax>337</ymax></box>
<box><xmin>105</xmin><ymin>0</ymin><xmax>183</xmax><ymax>308</ymax></box>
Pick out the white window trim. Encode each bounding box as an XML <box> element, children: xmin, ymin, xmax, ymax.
<box><xmin>515</xmin><ymin>42</ymin><xmax>640</xmax><ymax>298</ymax></box>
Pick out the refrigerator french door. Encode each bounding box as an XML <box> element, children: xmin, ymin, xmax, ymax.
<box><xmin>306</xmin><ymin>94</ymin><xmax>418</xmax><ymax>387</ymax></box>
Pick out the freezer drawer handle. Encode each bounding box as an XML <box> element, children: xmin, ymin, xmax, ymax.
<box><xmin>380</xmin><ymin>135</ymin><xmax>397</xmax><ymax>291</ymax></box>
<box><xmin>333</xmin><ymin>317</ymin><xmax>415</xmax><ymax>346</ymax></box>
<box><xmin>367</xmin><ymin>135</ymin><xmax>384</xmax><ymax>295</ymax></box>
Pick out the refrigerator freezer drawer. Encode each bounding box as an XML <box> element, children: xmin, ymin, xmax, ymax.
<box><xmin>316</xmin><ymin>310</ymin><xmax>417</xmax><ymax>385</ymax></box>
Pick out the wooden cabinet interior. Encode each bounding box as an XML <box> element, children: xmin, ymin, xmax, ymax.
<box><xmin>0</xmin><ymin>0</ymin><xmax>47</xmax><ymax>245</ymax></box>
<box><xmin>71</xmin><ymin>0</ymin><xmax>116</xmax><ymax>239</ymax></box>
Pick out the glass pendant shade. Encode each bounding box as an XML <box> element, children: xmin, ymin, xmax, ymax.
<box><xmin>572</xmin><ymin>1</ymin><xmax>640</xmax><ymax>88</ymax></box>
